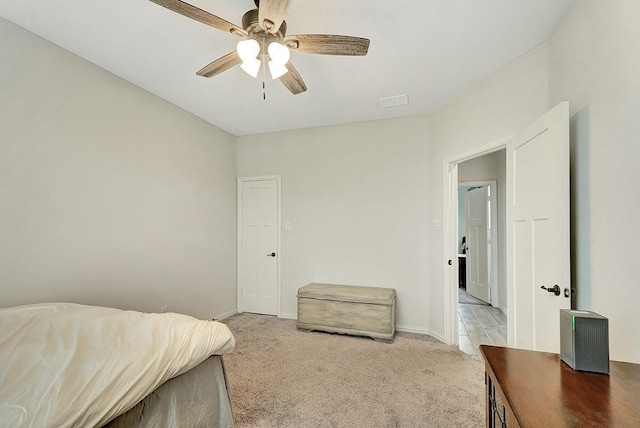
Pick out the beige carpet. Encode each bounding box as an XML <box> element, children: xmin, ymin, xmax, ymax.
<box><xmin>221</xmin><ymin>313</ymin><xmax>485</xmax><ymax>427</ymax></box>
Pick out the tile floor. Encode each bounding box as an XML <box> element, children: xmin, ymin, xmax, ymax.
<box><xmin>458</xmin><ymin>301</ymin><xmax>507</xmax><ymax>361</ymax></box>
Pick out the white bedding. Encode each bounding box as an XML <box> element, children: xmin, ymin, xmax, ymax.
<box><xmin>0</xmin><ymin>303</ymin><xmax>235</xmax><ymax>428</ymax></box>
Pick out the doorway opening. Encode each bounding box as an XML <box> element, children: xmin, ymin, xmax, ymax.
<box><xmin>458</xmin><ymin>181</ymin><xmax>496</xmax><ymax>306</ymax></box>
<box><xmin>456</xmin><ymin>175</ymin><xmax>506</xmax><ymax>359</ymax></box>
<box><xmin>444</xmin><ymin>102</ymin><xmax>571</xmax><ymax>356</ymax></box>
<box><xmin>442</xmin><ymin>134</ymin><xmax>513</xmax><ymax>354</ymax></box>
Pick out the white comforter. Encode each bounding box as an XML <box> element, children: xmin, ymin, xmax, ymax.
<box><xmin>0</xmin><ymin>303</ymin><xmax>235</xmax><ymax>428</ymax></box>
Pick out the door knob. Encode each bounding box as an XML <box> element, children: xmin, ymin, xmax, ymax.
<box><xmin>540</xmin><ymin>285</ymin><xmax>561</xmax><ymax>296</ymax></box>
<box><xmin>267</xmin><ymin>252</ymin><xmax>276</xmax><ymax>257</ymax></box>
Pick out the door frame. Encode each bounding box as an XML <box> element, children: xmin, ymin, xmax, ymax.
<box><xmin>442</xmin><ymin>135</ymin><xmax>514</xmax><ymax>346</ymax></box>
<box><xmin>459</xmin><ymin>180</ymin><xmax>498</xmax><ymax>306</ymax></box>
<box><xmin>237</xmin><ymin>175</ymin><xmax>282</xmax><ymax>316</ymax></box>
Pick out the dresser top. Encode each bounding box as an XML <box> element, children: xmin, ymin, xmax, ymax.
<box><xmin>480</xmin><ymin>345</ymin><xmax>640</xmax><ymax>427</ymax></box>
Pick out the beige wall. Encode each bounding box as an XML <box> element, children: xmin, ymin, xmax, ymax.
<box><xmin>237</xmin><ymin>117</ymin><xmax>431</xmax><ymax>332</ymax></box>
<box><xmin>236</xmin><ymin>42</ymin><xmax>550</xmax><ymax>338</ymax></box>
<box><xmin>548</xmin><ymin>0</ymin><xmax>640</xmax><ymax>362</ymax></box>
<box><xmin>427</xmin><ymin>0</ymin><xmax>640</xmax><ymax>362</ymax></box>
<box><xmin>426</xmin><ymin>42</ymin><xmax>550</xmax><ymax>337</ymax></box>
<box><xmin>3</xmin><ymin>0</ymin><xmax>638</xmax><ymax>362</ymax></box>
<box><xmin>0</xmin><ymin>18</ymin><xmax>237</xmax><ymax>320</ymax></box>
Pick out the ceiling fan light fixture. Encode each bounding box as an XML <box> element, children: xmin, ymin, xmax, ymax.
<box><xmin>237</xmin><ymin>39</ymin><xmax>260</xmax><ymax>62</ymax></box>
<box><xmin>267</xmin><ymin>42</ymin><xmax>290</xmax><ymax>65</ymax></box>
<box><xmin>268</xmin><ymin>61</ymin><xmax>289</xmax><ymax>79</ymax></box>
<box><xmin>240</xmin><ymin>58</ymin><xmax>261</xmax><ymax>78</ymax></box>
<box><xmin>148</xmin><ymin>0</ymin><xmax>370</xmax><ymax>95</ymax></box>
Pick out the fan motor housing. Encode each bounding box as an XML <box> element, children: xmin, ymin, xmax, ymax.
<box><xmin>242</xmin><ymin>8</ymin><xmax>287</xmax><ymax>40</ymax></box>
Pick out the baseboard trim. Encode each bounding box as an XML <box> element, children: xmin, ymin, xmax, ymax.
<box><xmin>425</xmin><ymin>330</ymin><xmax>446</xmax><ymax>343</ymax></box>
<box><xmin>278</xmin><ymin>313</ymin><xmax>444</xmax><ymax>342</ymax></box>
<box><xmin>396</xmin><ymin>325</ymin><xmax>446</xmax><ymax>343</ymax></box>
<box><xmin>279</xmin><ymin>312</ymin><xmax>297</xmax><ymax>320</ymax></box>
<box><xmin>214</xmin><ymin>309</ymin><xmax>238</xmax><ymax>321</ymax></box>
<box><xmin>396</xmin><ymin>324</ymin><xmax>426</xmax><ymax>334</ymax></box>
<box><xmin>245</xmin><ymin>313</ymin><xmax>444</xmax><ymax>342</ymax></box>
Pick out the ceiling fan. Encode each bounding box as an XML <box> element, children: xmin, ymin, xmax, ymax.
<box><xmin>149</xmin><ymin>0</ymin><xmax>370</xmax><ymax>95</ymax></box>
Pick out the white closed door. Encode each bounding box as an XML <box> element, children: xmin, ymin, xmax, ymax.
<box><xmin>239</xmin><ymin>178</ymin><xmax>279</xmax><ymax>315</ymax></box>
<box><xmin>466</xmin><ymin>186</ymin><xmax>490</xmax><ymax>303</ymax></box>
<box><xmin>507</xmin><ymin>101</ymin><xmax>571</xmax><ymax>353</ymax></box>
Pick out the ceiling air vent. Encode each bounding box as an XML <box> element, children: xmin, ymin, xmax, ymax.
<box><xmin>379</xmin><ymin>94</ymin><xmax>409</xmax><ymax>108</ymax></box>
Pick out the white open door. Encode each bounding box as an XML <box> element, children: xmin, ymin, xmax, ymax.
<box><xmin>238</xmin><ymin>177</ymin><xmax>280</xmax><ymax>316</ymax></box>
<box><xmin>466</xmin><ymin>186</ymin><xmax>490</xmax><ymax>303</ymax></box>
<box><xmin>507</xmin><ymin>101</ymin><xmax>571</xmax><ymax>353</ymax></box>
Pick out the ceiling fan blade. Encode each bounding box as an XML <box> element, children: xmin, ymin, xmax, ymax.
<box><xmin>284</xmin><ymin>34</ymin><xmax>370</xmax><ymax>56</ymax></box>
<box><xmin>149</xmin><ymin>0</ymin><xmax>247</xmax><ymax>36</ymax></box>
<box><xmin>279</xmin><ymin>62</ymin><xmax>307</xmax><ymax>95</ymax></box>
<box><xmin>257</xmin><ymin>0</ymin><xmax>292</xmax><ymax>33</ymax></box>
<box><xmin>196</xmin><ymin>51</ymin><xmax>242</xmax><ymax>78</ymax></box>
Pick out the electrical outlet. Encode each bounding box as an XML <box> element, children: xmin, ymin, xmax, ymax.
<box><xmin>160</xmin><ymin>306</ymin><xmax>168</xmax><ymax>313</ymax></box>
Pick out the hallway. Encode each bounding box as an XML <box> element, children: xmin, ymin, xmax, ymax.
<box><xmin>458</xmin><ymin>302</ymin><xmax>507</xmax><ymax>360</ymax></box>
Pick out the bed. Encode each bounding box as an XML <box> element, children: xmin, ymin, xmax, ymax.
<box><xmin>0</xmin><ymin>303</ymin><xmax>236</xmax><ymax>427</ymax></box>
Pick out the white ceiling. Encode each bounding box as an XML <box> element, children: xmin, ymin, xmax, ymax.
<box><xmin>0</xmin><ymin>0</ymin><xmax>573</xmax><ymax>136</ymax></box>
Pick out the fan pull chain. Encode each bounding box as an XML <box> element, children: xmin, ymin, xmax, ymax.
<box><xmin>262</xmin><ymin>63</ymin><xmax>266</xmax><ymax>100</ymax></box>
<box><xmin>261</xmin><ymin>36</ymin><xmax>267</xmax><ymax>100</ymax></box>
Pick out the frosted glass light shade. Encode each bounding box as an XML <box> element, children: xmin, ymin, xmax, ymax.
<box><xmin>240</xmin><ymin>58</ymin><xmax>261</xmax><ymax>78</ymax></box>
<box><xmin>268</xmin><ymin>61</ymin><xmax>289</xmax><ymax>79</ymax></box>
<box><xmin>267</xmin><ymin>42</ymin><xmax>290</xmax><ymax>65</ymax></box>
<box><xmin>237</xmin><ymin>39</ymin><xmax>260</xmax><ymax>62</ymax></box>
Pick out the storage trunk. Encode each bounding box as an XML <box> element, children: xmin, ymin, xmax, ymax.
<box><xmin>297</xmin><ymin>283</ymin><xmax>396</xmax><ymax>343</ymax></box>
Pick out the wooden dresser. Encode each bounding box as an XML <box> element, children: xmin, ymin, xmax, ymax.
<box><xmin>479</xmin><ymin>345</ymin><xmax>640</xmax><ymax>427</ymax></box>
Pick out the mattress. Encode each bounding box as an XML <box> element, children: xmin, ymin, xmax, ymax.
<box><xmin>0</xmin><ymin>303</ymin><xmax>236</xmax><ymax>427</ymax></box>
